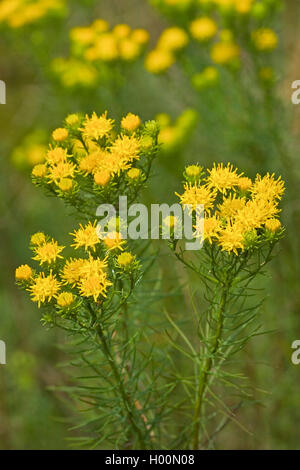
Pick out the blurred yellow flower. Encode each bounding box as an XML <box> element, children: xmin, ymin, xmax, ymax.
<box><xmin>94</xmin><ymin>170</ymin><xmax>111</xmax><ymax>186</ymax></box>
<box><xmin>145</xmin><ymin>49</ymin><xmax>175</xmax><ymax>74</ymax></box>
<box><xmin>157</xmin><ymin>27</ymin><xmax>189</xmax><ymax>51</ymax></box>
<box><xmin>251</xmin><ymin>28</ymin><xmax>278</xmax><ymax>51</ymax></box>
<box><xmin>190</xmin><ymin>17</ymin><xmax>217</xmax><ymax>42</ymax></box>
<box><xmin>210</xmin><ymin>41</ymin><xmax>240</xmax><ymax>64</ymax></box>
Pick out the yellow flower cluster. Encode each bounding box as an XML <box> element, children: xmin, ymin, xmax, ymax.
<box><xmin>176</xmin><ymin>163</ymin><xmax>284</xmax><ymax>255</ymax></box>
<box><xmin>31</xmin><ymin>111</ymin><xmax>154</xmax><ymax>195</ymax></box>
<box><xmin>53</xmin><ymin>19</ymin><xmax>149</xmax><ymax>87</ymax></box>
<box><xmin>145</xmin><ymin>27</ymin><xmax>188</xmax><ymax>74</ymax></box>
<box><xmin>0</xmin><ymin>0</ymin><xmax>65</xmax><ymax>28</ymax></box>
<box><xmin>11</xmin><ymin>130</ymin><xmax>47</xmax><ymax>170</ymax></box>
<box><xmin>146</xmin><ymin>0</ymin><xmax>279</xmax><ymax>75</ymax></box>
<box><xmin>15</xmin><ymin>221</ymin><xmax>138</xmax><ymax>308</ymax></box>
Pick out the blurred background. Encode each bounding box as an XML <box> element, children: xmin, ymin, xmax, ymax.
<box><xmin>1</xmin><ymin>0</ymin><xmax>300</xmax><ymax>449</ymax></box>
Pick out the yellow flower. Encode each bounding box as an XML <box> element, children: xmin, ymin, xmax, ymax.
<box><xmin>210</xmin><ymin>41</ymin><xmax>240</xmax><ymax>64</ymax></box>
<box><xmin>79</xmin><ymin>256</ymin><xmax>108</xmax><ymax>279</ymax></box>
<box><xmin>252</xmin><ymin>29</ymin><xmax>278</xmax><ymax>51</ymax></box>
<box><xmin>104</xmin><ymin>232</ymin><xmax>125</xmax><ymax>251</ymax></box>
<box><xmin>85</xmin><ymin>34</ymin><xmax>119</xmax><ymax>62</ymax></box>
<box><xmin>52</xmin><ymin>128</ymin><xmax>69</xmax><ymax>142</ymax></box>
<box><xmin>131</xmin><ymin>28</ymin><xmax>149</xmax><ymax>46</ymax></box>
<box><xmin>113</xmin><ymin>23</ymin><xmax>131</xmax><ymax>39</ymax></box>
<box><xmin>127</xmin><ymin>168</ymin><xmax>141</xmax><ymax>180</ymax></box>
<box><xmin>121</xmin><ymin>113</ymin><xmax>141</xmax><ymax>132</ymax></box>
<box><xmin>157</xmin><ymin>27</ymin><xmax>189</xmax><ymax>51</ymax></box>
<box><xmin>33</xmin><ymin>239</ymin><xmax>64</xmax><ymax>265</ymax></box>
<box><xmin>119</xmin><ymin>39</ymin><xmax>141</xmax><ymax>61</ymax></box>
<box><xmin>218</xmin><ymin>223</ymin><xmax>245</xmax><ymax>255</ymax></box>
<box><xmin>31</xmin><ymin>232</ymin><xmax>46</xmax><ymax>246</ymax></box>
<box><xmin>94</xmin><ymin>170</ymin><xmax>111</xmax><ymax>186</ymax></box>
<box><xmin>78</xmin><ymin>273</ymin><xmax>112</xmax><ymax>301</ymax></box>
<box><xmin>217</xmin><ymin>194</ymin><xmax>246</xmax><ymax>219</ymax></box>
<box><xmin>80</xmin><ymin>112</ymin><xmax>114</xmax><ymax>140</ymax></box>
<box><xmin>32</xmin><ymin>163</ymin><xmax>47</xmax><ymax>178</ymax></box>
<box><xmin>145</xmin><ymin>49</ymin><xmax>175</xmax><ymax>74</ymax></box>
<box><xmin>235</xmin><ymin>198</ymin><xmax>278</xmax><ymax>231</ymax></box>
<box><xmin>251</xmin><ymin>173</ymin><xmax>285</xmax><ymax>201</ymax></box>
<box><xmin>190</xmin><ymin>17</ymin><xmax>217</xmax><ymax>42</ymax></box>
<box><xmin>185</xmin><ymin>165</ymin><xmax>202</xmax><ymax>179</ymax></box>
<box><xmin>265</xmin><ymin>218</ymin><xmax>281</xmax><ymax>233</ymax></box>
<box><xmin>79</xmin><ymin>151</ymin><xmax>107</xmax><ymax>175</ymax></box>
<box><xmin>110</xmin><ymin>134</ymin><xmax>140</xmax><ymax>163</ymax></box>
<box><xmin>65</xmin><ymin>113</ymin><xmax>80</xmax><ymax>126</ymax></box>
<box><xmin>61</xmin><ymin>258</ymin><xmax>86</xmax><ymax>286</ymax></box>
<box><xmin>207</xmin><ymin>163</ymin><xmax>242</xmax><ymax>193</ymax></box>
<box><xmin>27</xmin><ymin>144</ymin><xmax>46</xmax><ymax>166</ymax></box>
<box><xmin>237</xmin><ymin>177</ymin><xmax>252</xmax><ymax>191</ymax></box>
<box><xmin>46</xmin><ymin>147</ymin><xmax>68</xmax><ymax>165</ymax></box>
<box><xmin>92</xmin><ymin>19</ymin><xmax>109</xmax><ymax>33</ymax></box>
<box><xmin>57</xmin><ymin>292</ymin><xmax>75</xmax><ymax>308</ymax></box>
<box><xmin>203</xmin><ymin>215</ymin><xmax>222</xmax><ymax>243</ymax></box>
<box><xmin>57</xmin><ymin>178</ymin><xmax>73</xmax><ymax>191</ymax></box>
<box><xmin>28</xmin><ymin>271</ymin><xmax>61</xmax><ymax>307</ymax></box>
<box><xmin>47</xmin><ymin>161</ymin><xmax>76</xmax><ymax>183</ymax></box>
<box><xmin>71</xmin><ymin>221</ymin><xmax>100</xmax><ymax>251</ymax></box>
<box><xmin>176</xmin><ymin>183</ymin><xmax>216</xmax><ymax>212</ymax></box>
<box><xmin>117</xmin><ymin>252</ymin><xmax>135</xmax><ymax>266</ymax></box>
<box><xmin>70</xmin><ymin>26</ymin><xmax>95</xmax><ymax>45</ymax></box>
<box><xmin>15</xmin><ymin>264</ymin><xmax>33</xmax><ymax>281</ymax></box>
<box><xmin>234</xmin><ymin>0</ymin><xmax>253</xmax><ymax>14</ymax></box>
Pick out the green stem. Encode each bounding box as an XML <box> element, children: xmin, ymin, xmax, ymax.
<box><xmin>96</xmin><ymin>322</ymin><xmax>148</xmax><ymax>449</ymax></box>
<box><xmin>192</xmin><ymin>286</ymin><xmax>227</xmax><ymax>449</ymax></box>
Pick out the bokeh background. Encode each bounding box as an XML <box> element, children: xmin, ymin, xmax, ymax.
<box><xmin>1</xmin><ymin>0</ymin><xmax>300</xmax><ymax>449</ymax></box>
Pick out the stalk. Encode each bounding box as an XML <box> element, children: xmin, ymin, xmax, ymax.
<box><xmin>192</xmin><ymin>285</ymin><xmax>228</xmax><ymax>449</ymax></box>
<box><xmin>96</xmin><ymin>322</ymin><xmax>148</xmax><ymax>449</ymax></box>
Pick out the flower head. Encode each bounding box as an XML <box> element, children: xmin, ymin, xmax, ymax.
<box><xmin>31</xmin><ymin>232</ymin><xmax>47</xmax><ymax>246</ymax></box>
<box><xmin>190</xmin><ymin>17</ymin><xmax>217</xmax><ymax>42</ymax></box>
<box><xmin>218</xmin><ymin>223</ymin><xmax>245</xmax><ymax>255</ymax></box>
<box><xmin>176</xmin><ymin>183</ymin><xmax>216</xmax><ymax>213</ymax></box>
<box><xmin>121</xmin><ymin>113</ymin><xmax>141</xmax><ymax>132</ymax></box>
<box><xmin>71</xmin><ymin>221</ymin><xmax>100</xmax><ymax>252</ymax></box>
<box><xmin>104</xmin><ymin>232</ymin><xmax>125</xmax><ymax>251</ymax></box>
<box><xmin>15</xmin><ymin>264</ymin><xmax>33</xmax><ymax>281</ymax></box>
<box><xmin>28</xmin><ymin>271</ymin><xmax>61</xmax><ymax>307</ymax></box>
<box><xmin>32</xmin><ymin>239</ymin><xmax>64</xmax><ymax>265</ymax></box>
<box><xmin>80</xmin><ymin>112</ymin><xmax>114</xmax><ymax>140</ymax></box>
<box><xmin>207</xmin><ymin>163</ymin><xmax>242</xmax><ymax>194</ymax></box>
<box><xmin>117</xmin><ymin>252</ymin><xmax>135</xmax><ymax>267</ymax></box>
<box><xmin>52</xmin><ymin>128</ymin><xmax>69</xmax><ymax>142</ymax></box>
<box><xmin>57</xmin><ymin>292</ymin><xmax>75</xmax><ymax>308</ymax></box>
